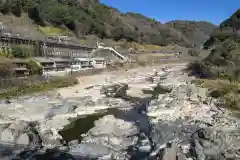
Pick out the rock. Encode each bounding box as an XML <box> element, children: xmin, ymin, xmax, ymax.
<box><xmin>16</xmin><ymin>133</ymin><xmax>30</xmax><ymax>145</ymax></box>
<box><xmin>68</xmin><ymin>140</ymin><xmax>79</xmax><ymax>147</ymax></box>
<box><xmin>0</xmin><ymin>121</ymin><xmax>41</xmax><ymax>150</ymax></box>
<box><xmin>0</xmin><ymin>129</ymin><xmax>15</xmax><ymax>143</ymax></box>
<box><xmin>151</xmin><ymin>121</ymin><xmax>199</xmax><ymax>148</ymax></box>
<box><xmin>138</xmin><ymin>137</ymin><xmax>152</xmax><ymax>153</ymax></box>
<box><xmin>39</xmin><ymin>129</ymin><xmax>62</xmax><ymax>148</ymax></box>
<box><xmin>95</xmin><ymin>97</ymin><xmax>131</xmax><ymax>109</ymax></box>
<box><xmin>69</xmin><ymin>143</ymin><xmax>111</xmax><ymax>158</ymax></box>
<box><xmin>162</xmin><ymin>143</ymin><xmax>177</xmax><ymax>160</ymax></box>
<box><xmin>78</xmin><ymin>115</ymin><xmax>139</xmax><ymax>158</ymax></box>
<box><xmin>89</xmin><ymin>115</ymin><xmax>138</xmax><ymax>137</ymax></box>
<box><xmin>126</xmin><ymin>87</ymin><xmax>152</xmax><ymax>99</ymax></box>
<box><xmin>45</xmin><ymin>101</ymin><xmax>77</xmax><ymax>119</ymax></box>
<box><xmin>100</xmin><ymin>83</ymin><xmax>128</xmax><ymax>98</ymax></box>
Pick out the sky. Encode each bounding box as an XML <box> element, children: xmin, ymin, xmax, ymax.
<box><xmin>100</xmin><ymin>0</ymin><xmax>240</xmax><ymax>25</ymax></box>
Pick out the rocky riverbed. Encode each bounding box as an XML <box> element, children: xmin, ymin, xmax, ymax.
<box><xmin>0</xmin><ymin>63</ymin><xmax>239</xmax><ymax>160</ymax></box>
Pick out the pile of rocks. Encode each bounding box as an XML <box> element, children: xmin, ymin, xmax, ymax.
<box><xmin>0</xmin><ymin>121</ymin><xmax>42</xmax><ymax>159</ymax></box>
<box><xmin>69</xmin><ymin>115</ymin><xmax>139</xmax><ymax>159</ymax></box>
<box><xmin>149</xmin><ymin>121</ymin><xmax>240</xmax><ymax>160</ymax></box>
<box><xmin>100</xmin><ymin>83</ymin><xmax>129</xmax><ymax>98</ymax></box>
<box><xmin>0</xmin><ymin>63</ymin><xmax>239</xmax><ymax>160</ymax></box>
<box><xmin>147</xmin><ymin>67</ymin><xmax>225</xmax><ymax>126</ymax></box>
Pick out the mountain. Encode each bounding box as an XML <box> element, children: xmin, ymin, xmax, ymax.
<box><xmin>165</xmin><ymin>20</ymin><xmax>217</xmax><ymax>47</ymax></box>
<box><xmin>204</xmin><ymin>9</ymin><xmax>240</xmax><ymax>49</ymax></box>
<box><xmin>188</xmin><ymin>9</ymin><xmax>240</xmax><ymax>80</ymax></box>
<box><xmin>0</xmin><ymin>0</ymin><xmax>187</xmax><ymax>47</ymax></box>
<box><xmin>0</xmin><ymin>0</ymin><xmax>215</xmax><ymax>48</ymax></box>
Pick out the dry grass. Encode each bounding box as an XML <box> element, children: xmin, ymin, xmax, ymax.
<box><xmin>38</xmin><ymin>26</ymin><xmax>70</xmax><ymax>36</ymax></box>
<box><xmin>193</xmin><ymin>79</ymin><xmax>240</xmax><ymax>110</ymax></box>
<box><xmin>0</xmin><ymin>76</ymin><xmax>78</xmax><ymax>99</ymax></box>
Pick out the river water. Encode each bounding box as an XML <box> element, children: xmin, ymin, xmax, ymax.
<box><xmin>59</xmin><ymin>96</ymin><xmax>153</xmax><ymax>159</ymax></box>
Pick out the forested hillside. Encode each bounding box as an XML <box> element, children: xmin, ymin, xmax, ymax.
<box><xmin>166</xmin><ymin>20</ymin><xmax>217</xmax><ymax>47</ymax></box>
<box><xmin>189</xmin><ymin>9</ymin><xmax>240</xmax><ymax>80</ymax></box>
<box><xmin>187</xmin><ymin>9</ymin><xmax>240</xmax><ymax>110</ymax></box>
<box><xmin>0</xmin><ymin>0</ymin><xmax>215</xmax><ymax>47</ymax></box>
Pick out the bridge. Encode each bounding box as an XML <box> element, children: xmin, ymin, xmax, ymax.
<box><xmin>0</xmin><ymin>33</ymin><xmax>129</xmax><ymax>61</ymax></box>
<box><xmin>0</xmin><ymin>34</ymin><xmax>95</xmax><ymax>57</ymax></box>
<box><xmin>89</xmin><ymin>42</ymin><xmax>128</xmax><ymax>62</ymax></box>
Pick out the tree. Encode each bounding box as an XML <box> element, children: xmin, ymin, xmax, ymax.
<box><xmin>27</xmin><ymin>60</ymin><xmax>42</xmax><ymax>75</ymax></box>
<box><xmin>28</xmin><ymin>6</ymin><xmax>45</xmax><ymax>25</ymax></box>
<box><xmin>0</xmin><ymin>0</ymin><xmax>11</xmax><ymax>14</ymax></box>
<box><xmin>11</xmin><ymin>46</ymin><xmax>28</xmax><ymax>58</ymax></box>
<box><xmin>11</xmin><ymin>0</ymin><xmax>22</xmax><ymax>17</ymax></box>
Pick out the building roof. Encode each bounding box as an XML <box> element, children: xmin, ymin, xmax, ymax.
<box><xmin>12</xmin><ymin>59</ymin><xmax>28</xmax><ymax>63</ymax></box>
<box><xmin>32</xmin><ymin>57</ymin><xmax>54</xmax><ymax>63</ymax></box>
<box><xmin>14</xmin><ymin>68</ymin><xmax>29</xmax><ymax>71</ymax></box>
<box><xmin>151</xmin><ymin>50</ymin><xmax>179</xmax><ymax>54</ymax></box>
<box><xmin>48</xmin><ymin>57</ymin><xmax>71</xmax><ymax>63</ymax></box>
<box><xmin>91</xmin><ymin>57</ymin><xmax>105</xmax><ymax>61</ymax></box>
<box><xmin>73</xmin><ymin>57</ymin><xmax>91</xmax><ymax>61</ymax></box>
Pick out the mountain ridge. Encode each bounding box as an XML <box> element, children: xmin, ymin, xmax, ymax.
<box><xmin>0</xmin><ymin>0</ymin><xmax>216</xmax><ymax>48</ymax></box>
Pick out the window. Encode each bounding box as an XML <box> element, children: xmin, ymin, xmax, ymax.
<box><xmin>95</xmin><ymin>60</ymin><xmax>103</xmax><ymax>64</ymax></box>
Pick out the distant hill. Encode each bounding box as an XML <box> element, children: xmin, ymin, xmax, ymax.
<box><xmin>165</xmin><ymin>20</ymin><xmax>217</xmax><ymax>47</ymax></box>
<box><xmin>0</xmin><ymin>0</ymin><xmax>216</xmax><ymax>48</ymax></box>
<box><xmin>204</xmin><ymin>9</ymin><xmax>240</xmax><ymax>49</ymax></box>
<box><xmin>188</xmin><ymin>9</ymin><xmax>240</xmax><ymax>81</ymax></box>
<box><xmin>0</xmin><ymin>0</ymin><xmax>191</xmax><ymax>47</ymax></box>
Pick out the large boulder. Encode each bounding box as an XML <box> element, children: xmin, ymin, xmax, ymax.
<box><xmin>70</xmin><ymin>115</ymin><xmax>139</xmax><ymax>159</ymax></box>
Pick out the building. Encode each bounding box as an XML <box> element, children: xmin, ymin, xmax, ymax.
<box><xmin>70</xmin><ymin>57</ymin><xmax>107</xmax><ymax>71</ymax></box>
<box><xmin>33</xmin><ymin>57</ymin><xmax>72</xmax><ymax>75</ymax></box>
<box><xmin>70</xmin><ymin>57</ymin><xmax>92</xmax><ymax>71</ymax></box>
<box><xmin>32</xmin><ymin>57</ymin><xmax>55</xmax><ymax>74</ymax></box>
<box><xmin>11</xmin><ymin>59</ymin><xmax>29</xmax><ymax>77</ymax></box>
<box><xmin>90</xmin><ymin>57</ymin><xmax>106</xmax><ymax>69</ymax></box>
<box><xmin>49</xmin><ymin>57</ymin><xmax>71</xmax><ymax>71</ymax></box>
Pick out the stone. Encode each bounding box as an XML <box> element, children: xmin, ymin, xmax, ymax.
<box><xmin>68</xmin><ymin>140</ymin><xmax>79</xmax><ymax>147</ymax></box>
<box><xmin>0</xmin><ymin>129</ymin><xmax>15</xmax><ymax>143</ymax></box>
<box><xmin>162</xmin><ymin>143</ymin><xmax>177</xmax><ymax>160</ymax></box>
<box><xmin>126</xmin><ymin>87</ymin><xmax>153</xmax><ymax>99</ymax></box>
<box><xmin>100</xmin><ymin>83</ymin><xmax>128</xmax><ymax>98</ymax></box>
<box><xmin>69</xmin><ymin>143</ymin><xmax>111</xmax><ymax>158</ymax></box>
<box><xmin>77</xmin><ymin>115</ymin><xmax>139</xmax><ymax>158</ymax></box>
<box><xmin>16</xmin><ymin>133</ymin><xmax>29</xmax><ymax>145</ymax></box>
<box><xmin>89</xmin><ymin>115</ymin><xmax>139</xmax><ymax>137</ymax></box>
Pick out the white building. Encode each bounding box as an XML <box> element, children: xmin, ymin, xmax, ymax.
<box><xmin>90</xmin><ymin>57</ymin><xmax>106</xmax><ymax>69</ymax></box>
<box><xmin>70</xmin><ymin>57</ymin><xmax>106</xmax><ymax>71</ymax></box>
<box><xmin>71</xmin><ymin>57</ymin><xmax>92</xmax><ymax>71</ymax></box>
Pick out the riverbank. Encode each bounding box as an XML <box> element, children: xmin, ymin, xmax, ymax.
<box><xmin>0</xmin><ymin>76</ymin><xmax>78</xmax><ymax>100</ymax></box>
<box><xmin>0</xmin><ymin>63</ymin><xmax>239</xmax><ymax>159</ymax></box>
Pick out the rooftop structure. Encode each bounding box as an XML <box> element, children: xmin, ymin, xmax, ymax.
<box><xmin>11</xmin><ymin>58</ymin><xmax>30</xmax><ymax>77</ymax></box>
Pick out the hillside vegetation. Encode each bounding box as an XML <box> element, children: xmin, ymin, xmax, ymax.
<box><xmin>0</xmin><ymin>0</ymin><xmax>215</xmax><ymax>47</ymax></box>
<box><xmin>188</xmin><ymin>9</ymin><xmax>240</xmax><ymax>110</ymax></box>
<box><xmin>166</xmin><ymin>20</ymin><xmax>217</xmax><ymax>47</ymax></box>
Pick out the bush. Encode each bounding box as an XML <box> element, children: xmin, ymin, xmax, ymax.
<box><xmin>27</xmin><ymin>60</ymin><xmax>42</xmax><ymax>75</ymax></box>
<box><xmin>11</xmin><ymin>46</ymin><xmax>29</xmax><ymax>58</ymax></box>
<box><xmin>0</xmin><ymin>76</ymin><xmax>78</xmax><ymax>99</ymax></box>
<box><xmin>0</xmin><ymin>60</ymin><xmax>15</xmax><ymax>78</ymax></box>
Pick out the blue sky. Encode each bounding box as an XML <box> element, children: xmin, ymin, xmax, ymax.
<box><xmin>100</xmin><ymin>0</ymin><xmax>240</xmax><ymax>25</ymax></box>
